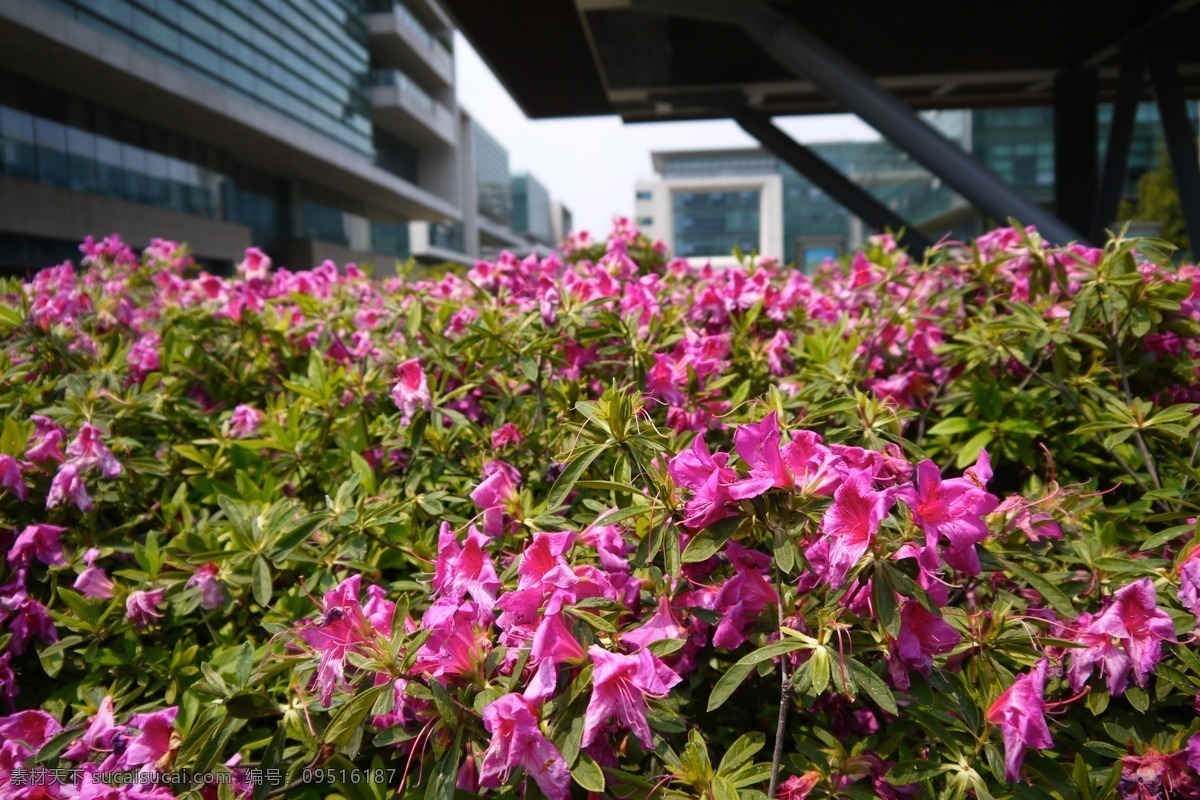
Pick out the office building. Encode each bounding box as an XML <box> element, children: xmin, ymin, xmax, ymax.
<box><xmin>0</xmin><ymin>0</ymin><xmax>570</xmax><ymax>273</ymax></box>
<box><xmin>636</xmin><ymin>103</ymin><xmax>1196</xmax><ymax>268</ymax></box>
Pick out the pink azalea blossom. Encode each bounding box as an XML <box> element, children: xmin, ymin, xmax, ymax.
<box><xmin>0</xmin><ymin>455</ymin><xmax>27</xmax><ymax>502</ymax></box>
<box><xmin>8</xmin><ymin>524</ymin><xmax>66</xmax><ymax>567</ymax></box>
<box><xmin>985</xmin><ymin>658</ymin><xmax>1053</xmax><ymax>782</ymax></box>
<box><xmin>391</xmin><ymin>358</ymin><xmax>432</xmax><ymax>425</ymax></box>
<box><xmin>896</xmin><ymin>451</ymin><xmax>998</xmax><ymax>574</ymax></box>
<box><xmin>66</xmin><ymin>423</ymin><xmax>124</xmax><ymax>479</ymax></box>
<box><xmin>1086</xmin><ymin>578</ymin><xmax>1175</xmax><ymax>688</ymax></box>
<box><xmin>668</xmin><ymin>435</ymin><xmax>738</xmax><ymax>529</ymax></box>
<box><xmin>530</xmin><ymin>611</ymin><xmax>587</xmax><ymax>665</ymax></box>
<box><xmin>582</xmin><ymin>645</ymin><xmax>681</xmax><ymax>749</ymax></box>
<box><xmin>186</xmin><ymin>563</ymin><xmax>225</xmax><ymax>609</ymax></box>
<box><xmin>1066</xmin><ymin>610</ymin><xmax>1133</xmax><ymax>696</ymax></box>
<box><xmin>712</xmin><ymin>543</ymin><xmax>778</xmax><ymax>649</ymax></box>
<box><xmin>228</xmin><ymin>404</ymin><xmax>265</xmax><ymax>439</ymax></box>
<box><xmin>47</xmin><ymin>462</ymin><xmax>93</xmax><ymax>511</ymax></box>
<box><xmin>75</xmin><ymin>548</ymin><xmax>115</xmax><ymax>600</ymax></box>
<box><xmin>300</xmin><ymin>576</ymin><xmax>394</xmax><ymax>705</ymax></box>
<box><xmin>728</xmin><ymin>412</ymin><xmax>793</xmax><ymax>500</ymax></box>
<box><xmin>470</xmin><ymin>460</ymin><xmax>521</xmax><ymax>539</ymax></box>
<box><xmin>821</xmin><ymin>470</ymin><xmax>894</xmax><ymax>588</ymax></box>
<box><xmin>887</xmin><ymin>599</ymin><xmax>961</xmax><ymax>689</ymax></box>
<box><xmin>126</xmin><ymin>588</ymin><xmax>167</xmax><ymax>629</ymax></box>
<box><xmin>63</xmin><ymin>696</ymin><xmax>118</xmax><ymax>763</ymax></box>
<box><xmin>237</xmin><ymin>247</ymin><xmax>271</xmax><ymax>280</ymax></box>
<box><xmin>121</xmin><ymin>706</ymin><xmax>179</xmax><ymax>773</ymax></box>
<box><xmin>490</xmin><ymin>423</ymin><xmax>524</xmax><ymax>449</ymax></box>
<box><xmin>25</xmin><ymin>415</ymin><xmax>65</xmax><ymax>464</ymax></box>
<box><xmin>479</xmin><ymin>694</ymin><xmax>570</xmax><ymax>800</ymax></box>
<box><xmin>623</xmin><ymin>596</ymin><xmax>686</xmax><ymax>650</ymax></box>
<box><xmin>432</xmin><ymin>524</ymin><xmax>501</xmax><ymax>613</ymax></box>
<box><xmin>781</xmin><ymin>430</ymin><xmax>844</xmax><ymax>496</ymax></box>
<box><xmin>0</xmin><ymin>709</ymin><xmax>62</xmax><ymax>749</ymax></box>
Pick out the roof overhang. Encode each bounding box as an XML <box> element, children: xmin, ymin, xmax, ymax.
<box><xmin>440</xmin><ymin>0</ymin><xmax>1200</xmax><ymax>122</ymax></box>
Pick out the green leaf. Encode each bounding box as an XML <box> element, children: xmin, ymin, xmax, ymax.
<box><xmin>708</xmin><ymin>662</ymin><xmax>756</xmax><ymax>712</ymax></box>
<box><xmin>323</xmin><ymin>684</ymin><xmax>388</xmax><ymax>749</ymax></box>
<box><xmin>682</xmin><ymin>517</ymin><xmax>739</xmax><ymax>564</ymax></box>
<box><xmin>547</xmin><ymin>443</ymin><xmax>606</xmax><ymax>509</ymax></box>
<box><xmin>995</xmin><ymin>558</ymin><xmax>1075</xmax><ymax>618</ymax></box>
<box><xmin>846</xmin><ymin>659</ymin><xmax>899</xmax><ymax>715</ymax></box>
<box><xmin>424</xmin><ymin>730</ymin><xmax>462</xmax><ymax>800</ymax></box>
<box><xmin>956</xmin><ymin>429</ymin><xmax>994</xmax><ymax>468</ymax></box>
<box><xmin>225</xmin><ymin>692</ymin><xmax>278</xmax><ymax>720</ymax></box>
<box><xmin>925</xmin><ymin>417</ymin><xmax>975</xmax><ymax>436</ymax></box>
<box><xmin>1125</xmin><ymin>685</ymin><xmax>1149</xmax><ymax>713</ymax></box>
<box><xmin>571</xmin><ymin>752</ymin><xmax>606</xmax><ymax>792</ymax></box>
<box><xmin>252</xmin><ymin>556</ymin><xmax>273</xmax><ymax>607</ymax></box>
<box><xmin>717</xmin><ymin>733</ymin><xmax>765</xmax><ymax>775</ymax></box>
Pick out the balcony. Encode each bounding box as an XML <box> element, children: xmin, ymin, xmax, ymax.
<box><xmin>369</xmin><ymin>69</ymin><xmax>457</xmax><ymax>148</ymax></box>
<box><xmin>367</xmin><ymin>2</ymin><xmax>454</xmax><ymax>91</ymax></box>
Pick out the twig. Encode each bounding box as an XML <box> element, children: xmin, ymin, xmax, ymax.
<box><xmin>767</xmin><ymin>534</ymin><xmax>792</xmax><ymax>800</ymax></box>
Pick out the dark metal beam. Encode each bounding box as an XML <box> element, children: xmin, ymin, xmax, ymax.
<box><xmin>1054</xmin><ymin>69</ymin><xmax>1098</xmax><ymax>237</ymax></box>
<box><xmin>1092</xmin><ymin>47</ymin><xmax>1144</xmax><ymax>240</ymax></box>
<box><xmin>733</xmin><ymin>109</ymin><xmax>934</xmax><ymax>254</ymax></box>
<box><xmin>630</xmin><ymin>0</ymin><xmax>1087</xmax><ymax>245</ymax></box>
<box><xmin>1147</xmin><ymin>46</ymin><xmax>1200</xmax><ymax>250</ymax></box>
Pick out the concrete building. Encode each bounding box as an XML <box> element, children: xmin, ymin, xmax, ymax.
<box><xmin>637</xmin><ymin>103</ymin><xmax>1197</xmax><ymax>268</ymax></box>
<box><xmin>0</xmin><ymin>0</ymin><xmax>571</xmax><ymax>273</ymax></box>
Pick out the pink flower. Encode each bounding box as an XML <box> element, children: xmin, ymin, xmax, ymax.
<box><xmin>821</xmin><ymin>470</ymin><xmax>894</xmax><ymax>588</ymax></box>
<box><xmin>1066</xmin><ymin>610</ymin><xmax>1133</xmax><ymax>696</ymax></box>
<box><xmin>780</xmin><ymin>430</ymin><xmax>844</xmax><ymax>496</ymax></box>
<box><xmin>896</xmin><ymin>451</ymin><xmax>998</xmax><ymax>574</ymax></box>
<box><xmin>47</xmin><ymin>462</ymin><xmax>92</xmax><ymax>511</ymax></box>
<box><xmin>712</xmin><ymin>543</ymin><xmax>778</xmax><ymax>649</ymax></box>
<box><xmin>121</xmin><ymin>707</ymin><xmax>179</xmax><ymax>773</ymax></box>
<box><xmin>622</xmin><ymin>596</ymin><xmax>686</xmax><ymax>650</ymax></box>
<box><xmin>25</xmin><ymin>415</ymin><xmax>65</xmax><ymax>464</ymax></box>
<box><xmin>228</xmin><ymin>405</ymin><xmax>264</xmax><ymax>439</ymax></box>
<box><xmin>62</xmin><ymin>696</ymin><xmax>118</xmax><ymax>763</ymax></box>
<box><xmin>668</xmin><ymin>435</ymin><xmax>738</xmax><ymax>529</ymax></box>
<box><xmin>490</xmin><ymin>423</ymin><xmax>524</xmax><ymax>450</ymax></box>
<box><xmin>432</xmin><ymin>524</ymin><xmax>501</xmax><ymax>613</ymax></box>
<box><xmin>478</xmin><ymin>694</ymin><xmax>570</xmax><ymax>800</ymax></box>
<box><xmin>985</xmin><ymin>658</ymin><xmax>1053</xmax><ymax>782</ymax></box>
<box><xmin>186</xmin><ymin>564</ymin><xmax>225</xmax><ymax>609</ymax></box>
<box><xmin>1178</xmin><ymin>537</ymin><xmax>1200</xmax><ymax>622</ymax></box>
<box><xmin>126</xmin><ymin>588</ymin><xmax>167</xmax><ymax>629</ymax></box>
<box><xmin>470</xmin><ymin>460</ymin><xmax>521</xmax><ymax>539</ymax></box>
<box><xmin>75</xmin><ymin>548</ymin><xmax>115</xmax><ymax>599</ymax></box>
<box><xmin>777</xmin><ymin>773</ymin><xmax>820</xmax><ymax>800</ymax></box>
<box><xmin>391</xmin><ymin>358</ymin><xmax>432</xmax><ymax>425</ymax></box>
<box><xmin>0</xmin><ymin>455</ymin><xmax>28</xmax><ymax>502</ymax></box>
<box><xmin>8</xmin><ymin>524</ymin><xmax>66</xmax><ymax>567</ymax></box>
<box><xmin>237</xmin><ymin>247</ymin><xmax>271</xmax><ymax>280</ymax></box>
<box><xmin>66</xmin><ymin>423</ymin><xmax>123</xmax><ymax>479</ymax></box>
<box><xmin>530</xmin><ymin>611</ymin><xmax>587</xmax><ymax>665</ymax></box>
<box><xmin>0</xmin><ymin>709</ymin><xmax>62</xmax><ymax>749</ymax></box>
<box><xmin>1086</xmin><ymin>578</ymin><xmax>1175</xmax><ymax>688</ymax></box>
<box><xmin>887</xmin><ymin>599</ymin><xmax>961</xmax><ymax>689</ymax></box>
<box><xmin>728</xmin><ymin>412</ymin><xmax>792</xmax><ymax>500</ymax></box>
<box><xmin>300</xmin><ymin>576</ymin><xmax>394</xmax><ymax>705</ymax></box>
<box><xmin>582</xmin><ymin>645</ymin><xmax>681</xmax><ymax>749</ymax></box>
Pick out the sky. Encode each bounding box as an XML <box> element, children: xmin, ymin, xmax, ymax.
<box><xmin>453</xmin><ymin>32</ymin><xmax>880</xmax><ymax>236</ymax></box>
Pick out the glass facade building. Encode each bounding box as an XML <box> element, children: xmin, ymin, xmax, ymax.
<box><xmin>512</xmin><ymin>171</ymin><xmax>553</xmax><ymax>245</ymax></box>
<box><xmin>672</xmin><ymin>189</ymin><xmax>761</xmax><ymax>259</ymax></box>
<box><xmin>0</xmin><ymin>0</ymin><xmax>475</xmax><ymax>272</ymax></box>
<box><xmin>648</xmin><ymin>100</ymin><xmax>1199</xmax><ymax>269</ymax></box>
<box><xmin>473</xmin><ymin>120</ymin><xmax>511</xmax><ymax>226</ymax></box>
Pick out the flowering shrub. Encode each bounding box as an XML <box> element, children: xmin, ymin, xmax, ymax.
<box><xmin>1</xmin><ymin>221</ymin><xmax>1200</xmax><ymax>800</ymax></box>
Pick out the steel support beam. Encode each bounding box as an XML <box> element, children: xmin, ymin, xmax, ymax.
<box><xmin>1054</xmin><ymin>69</ymin><xmax>1098</xmax><ymax>237</ymax></box>
<box><xmin>1147</xmin><ymin>47</ymin><xmax>1200</xmax><ymax>250</ymax></box>
<box><xmin>1092</xmin><ymin>47</ymin><xmax>1144</xmax><ymax>240</ymax></box>
<box><xmin>733</xmin><ymin>109</ymin><xmax>934</xmax><ymax>253</ymax></box>
<box><xmin>630</xmin><ymin>0</ymin><xmax>1086</xmax><ymax>245</ymax></box>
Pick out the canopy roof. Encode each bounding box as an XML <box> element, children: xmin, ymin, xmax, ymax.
<box><xmin>442</xmin><ymin>0</ymin><xmax>1200</xmax><ymax>121</ymax></box>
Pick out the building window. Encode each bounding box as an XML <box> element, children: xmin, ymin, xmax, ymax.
<box><xmin>637</xmin><ymin>216</ymin><xmax>652</xmax><ymax>226</ymax></box>
<box><xmin>635</xmin><ymin>189</ymin><xmax>652</xmax><ymax>200</ymax></box>
<box><xmin>672</xmin><ymin>189</ymin><xmax>760</xmax><ymax>258</ymax></box>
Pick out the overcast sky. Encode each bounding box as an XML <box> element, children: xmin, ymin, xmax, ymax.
<box><xmin>454</xmin><ymin>32</ymin><xmax>880</xmax><ymax>236</ymax></box>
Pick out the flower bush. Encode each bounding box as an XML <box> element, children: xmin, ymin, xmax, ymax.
<box><xmin>1</xmin><ymin>221</ymin><xmax>1199</xmax><ymax>800</ymax></box>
